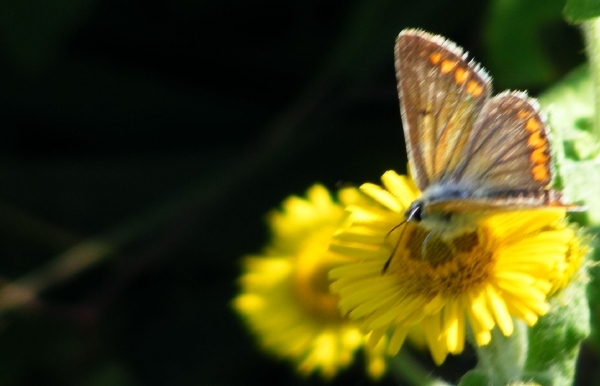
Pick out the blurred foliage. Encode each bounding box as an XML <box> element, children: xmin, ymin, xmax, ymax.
<box><xmin>484</xmin><ymin>0</ymin><xmax>583</xmax><ymax>90</ymax></box>
<box><xmin>0</xmin><ymin>0</ymin><xmax>97</xmax><ymax>74</ymax></box>
<box><xmin>0</xmin><ymin>0</ymin><xmax>590</xmax><ymax>385</ymax></box>
<box><xmin>564</xmin><ymin>0</ymin><xmax>600</xmax><ymax>23</ymax></box>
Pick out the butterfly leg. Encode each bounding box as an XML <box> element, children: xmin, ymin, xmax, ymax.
<box><xmin>421</xmin><ymin>228</ymin><xmax>437</xmax><ymax>261</ymax></box>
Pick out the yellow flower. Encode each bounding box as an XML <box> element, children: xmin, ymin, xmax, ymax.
<box><xmin>329</xmin><ymin>170</ymin><xmax>583</xmax><ymax>365</ymax></box>
<box><xmin>233</xmin><ymin>184</ymin><xmax>387</xmax><ymax>379</ymax></box>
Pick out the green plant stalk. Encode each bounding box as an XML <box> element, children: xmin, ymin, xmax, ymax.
<box><xmin>470</xmin><ymin>322</ymin><xmax>528</xmax><ymax>385</ymax></box>
<box><xmin>389</xmin><ymin>349</ymin><xmax>451</xmax><ymax>386</ymax></box>
<box><xmin>0</xmin><ymin>73</ymin><xmax>334</xmax><ymax>314</ymax></box>
<box><xmin>583</xmin><ymin>17</ymin><xmax>600</xmax><ymax>140</ymax></box>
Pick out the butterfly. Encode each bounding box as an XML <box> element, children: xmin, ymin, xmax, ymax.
<box><xmin>382</xmin><ymin>29</ymin><xmax>570</xmax><ymax>273</ymax></box>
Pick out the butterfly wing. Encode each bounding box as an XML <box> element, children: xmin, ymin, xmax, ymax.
<box><xmin>452</xmin><ymin>91</ymin><xmax>553</xmax><ymax>193</ymax></box>
<box><xmin>395</xmin><ymin>29</ymin><xmax>491</xmax><ymax>191</ymax></box>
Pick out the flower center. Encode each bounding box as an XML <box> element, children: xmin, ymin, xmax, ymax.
<box><xmin>292</xmin><ymin>227</ymin><xmax>346</xmax><ymax>322</ymax></box>
<box><xmin>391</xmin><ymin>222</ymin><xmax>494</xmax><ymax>298</ymax></box>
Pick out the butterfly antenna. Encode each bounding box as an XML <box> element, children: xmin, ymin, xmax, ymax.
<box><xmin>382</xmin><ymin>203</ymin><xmax>422</xmax><ymax>274</ymax></box>
<box><xmin>382</xmin><ymin>220</ymin><xmax>407</xmax><ymax>274</ymax></box>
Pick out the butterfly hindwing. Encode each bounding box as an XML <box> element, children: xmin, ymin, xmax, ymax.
<box><xmin>452</xmin><ymin>91</ymin><xmax>553</xmax><ymax>193</ymax></box>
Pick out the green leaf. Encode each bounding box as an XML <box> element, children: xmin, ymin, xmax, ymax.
<box><xmin>585</xmin><ymin>226</ymin><xmax>600</xmax><ymax>354</ymax></box>
<box><xmin>523</xmin><ymin>269</ymin><xmax>590</xmax><ymax>385</ymax></box>
<box><xmin>564</xmin><ymin>0</ymin><xmax>600</xmax><ymax>23</ymax></box>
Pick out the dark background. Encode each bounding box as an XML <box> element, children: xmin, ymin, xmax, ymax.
<box><xmin>0</xmin><ymin>0</ymin><xmax>587</xmax><ymax>385</ymax></box>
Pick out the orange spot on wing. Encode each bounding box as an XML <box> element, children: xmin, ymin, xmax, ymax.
<box><xmin>530</xmin><ymin>146</ymin><xmax>549</xmax><ymax>164</ymax></box>
<box><xmin>440</xmin><ymin>60</ymin><xmax>457</xmax><ymax>74</ymax></box>
<box><xmin>430</xmin><ymin>52</ymin><xmax>442</xmax><ymax>64</ymax></box>
<box><xmin>525</xmin><ymin>117</ymin><xmax>540</xmax><ymax>133</ymax></box>
<box><xmin>532</xmin><ymin>164</ymin><xmax>550</xmax><ymax>182</ymax></box>
<box><xmin>527</xmin><ymin>131</ymin><xmax>545</xmax><ymax>148</ymax></box>
<box><xmin>454</xmin><ymin>68</ymin><xmax>469</xmax><ymax>84</ymax></box>
<box><xmin>466</xmin><ymin>81</ymin><xmax>483</xmax><ymax>97</ymax></box>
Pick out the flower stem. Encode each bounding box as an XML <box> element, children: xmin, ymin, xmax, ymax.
<box><xmin>0</xmin><ymin>73</ymin><xmax>333</xmax><ymax>314</ymax></box>
<box><xmin>473</xmin><ymin>321</ymin><xmax>528</xmax><ymax>385</ymax></box>
<box><xmin>388</xmin><ymin>349</ymin><xmax>451</xmax><ymax>386</ymax></box>
<box><xmin>583</xmin><ymin>17</ymin><xmax>600</xmax><ymax>141</ymax></box>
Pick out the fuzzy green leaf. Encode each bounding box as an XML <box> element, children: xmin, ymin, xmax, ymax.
<box><xmin>523</xmin><ymin>269</ymin><xmax>590</xmax><ymax>385</ymax></box>
<box><xmin>458</xmin><ymin>370</ymin><xmax>491</xmax><ymax>386</ymax></box>
<box><xmin>539</xmin><ymin>65</ymin><xmax>600</xmax><ymax>226</ymax></box>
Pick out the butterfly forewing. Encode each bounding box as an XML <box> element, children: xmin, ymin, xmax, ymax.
<box><xmin>453</xmin><ymin>91</ymin><xmax>553</xmax><ymax>192</ymax></box>
<box><xmin>395</xmin><ymin>29</ymin><xmax>491</xmax><ymax>191</ymax></box>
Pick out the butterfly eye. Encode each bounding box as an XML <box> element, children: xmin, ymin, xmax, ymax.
<box><xmin>405</xmin><ymin>201</ymin><xmax>423</xmax><ymax>222</ymax></box>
